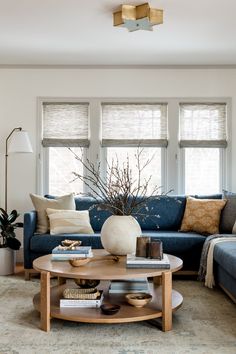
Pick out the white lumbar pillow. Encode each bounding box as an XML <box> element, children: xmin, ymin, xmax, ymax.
<box><xmin>46</xmin><ymin>208</ymin><xmax>94</xmax><ymax>235</ymax></box>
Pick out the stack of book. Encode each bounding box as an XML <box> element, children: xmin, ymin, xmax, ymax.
<box><xmin>51</xmin><ymin>245</ymin><xmax>93</xmax><ymax>261</ymax></box>
<box><xmin>126</xmin><ymin>253</ymin><xmax>170</xmax><ymax>269</ymax></box>
<box><xmin>109</xmin><ymin>278</ymin><xmax>149</xmax><ymax>293</ymax></box>
<box><xmin>60</xmin><ymin>290</ymin><xmax>103</xmax><ymax>308</ymax></box>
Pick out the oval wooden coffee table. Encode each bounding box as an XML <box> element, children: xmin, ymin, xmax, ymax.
<box><xmin>33</xmin><ymin>249</ymin><xmax>183</xmax><ymax>332</ymax></box>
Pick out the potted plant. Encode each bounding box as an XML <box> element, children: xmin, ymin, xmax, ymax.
<box><xmin>0</xmin><ymin>208</ymin><xmax>22</xmax><ymax>275</ymax></box>
<box><xmin>70</xmin><ymin>148</ymin><xmax>167</xmax><ymax>255</ymax></box>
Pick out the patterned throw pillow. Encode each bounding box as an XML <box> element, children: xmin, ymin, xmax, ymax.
<box><xmin>30</xmin><ymin>193</ymin><xmax>75</xmax><ymax>234</ymax></box>
<box><xmin>180</xmin><ymin>197</ymin><xmax>227</xmax><ymax>235</ymax></box>
<box><xmin>220</xmin><ymin>190</ymin><xmax>236</xmax><ymax>233</ymax></box>
<box><xmin>46</xmin><ymin>208</ymin><xmax>94</xmax><ymax>235</ymax></box>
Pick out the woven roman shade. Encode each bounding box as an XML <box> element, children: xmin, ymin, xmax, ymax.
<box><xmin>101</xmin><ymin>103</ymin><xmax>168</xmax><ymax>147</ymax></box>
<box><xmin>179</xmin><ymin>103</ymin><xmax>227</xmax><ymax>148</ymax></box>
<box><xmin>42</xmin><ymin>103</ymin><xmax>89</xmax><ymax>147</ymax></box>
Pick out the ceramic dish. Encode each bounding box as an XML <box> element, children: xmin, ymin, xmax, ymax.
<box><xmin>125</xmin><ymin>293</ymin><xmax>152</xmax><ymax>307</ymax></box>
<box><xmin>100</xmin><ymin>304</ymin><xmax>120</xmax><ymax>315</ymax></box>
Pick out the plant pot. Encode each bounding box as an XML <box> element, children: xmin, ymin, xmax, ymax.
<box><xmin>0</xmin><ymin>247</ymin><xmax>15</xmax><ymax>275</ymax></box>
<box><xmin>101</xmin><ymin>215</ymin><xmax>141</xmax><ymax>255</ymax></box>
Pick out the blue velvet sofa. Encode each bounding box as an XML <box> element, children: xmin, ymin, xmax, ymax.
<box><xmin>214</xmin><ymin>241</ymin><xmax>236</xmax><ymax>302</ymax></box>
<box><xmin>24</xmin><ymin>194</ymin><xmax>222</xmax><ymax>275</ymax></box>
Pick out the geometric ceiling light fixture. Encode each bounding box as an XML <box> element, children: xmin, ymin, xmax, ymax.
<box><xmin>113</xmin><ymin>2</ymin><xmax>163</xmax><ymax>32</ymax></box>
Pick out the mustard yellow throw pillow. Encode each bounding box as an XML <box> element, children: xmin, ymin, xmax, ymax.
<box><xmin>180</xmin><ymin>197</ymin><xmax>227</xmax><ymax>235</ymax></box>
<box><xmin>30</xmin><ymin>193</ymin><xmax>75</xmax><ymax>234</ymax></box>
<box><xmin>46</xmin><ymin>208</ymin><xmax>94</xmax><ymax>235</ymax></box>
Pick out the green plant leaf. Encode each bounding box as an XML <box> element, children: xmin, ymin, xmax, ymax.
<box><xmin>13</xmin><ymin>222</ymin><xmax>23</xmax><ymax>228</ymax></box>
<box><xmin>8</xmin><ymin>210</ymin><xmax>19</xmax><ymax>224</ymax></box>
<box><xmin>0</xmin><ymin>208</ymin><xmax>8</xmax><ymax>218</ymax></box>
<box><xmin>0</xmin><ymin>210</ymin><xmax>8</xmax><ymax>225</ymax></box>
<box><xmin>0</xmin><ymin>208</ymin><xmax>22</xmax><ymax>248</ymax></box>
<box><xmin>6</xmin><ymin>237</ymin><xmax>21</xmax><ymax>250</ymax></box>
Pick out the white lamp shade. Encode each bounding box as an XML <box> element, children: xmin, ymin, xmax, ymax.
<box><xmin>8</xmin><ymin>130</ymin><xmax>33</xmax><ymax>153</ymax></box>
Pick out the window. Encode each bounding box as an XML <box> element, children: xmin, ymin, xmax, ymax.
<box><xmin>179</xmin><ymin>103</ymin><xmax>227</xmax><ymax>194</ymax></box>
<box><xmin>107</xmin><ymin>147</ymin><xmax>162</xmax><ymax>194</ymax></box>
<box><xmin>184</xmin><ymin>148</ymin><xmax>220</xmax><ymax>195</ymax></box>
<box><xmin>39</xmin><ymin>99</ymin><xmax>230</xmax><ymax>196</ymax></box>
<box><xmin>102</xmin><ymin>103</ymin><xmax>167</xmax><ymax>194</ymax></box>
<box><xmin>42</xmin><ymin>102</ymin><xmax>89</xmax><ymax>195</ymax></box>
<box><xmin>48</xmin><ymin>147</ymin><xmax>83</xmax><ymax>195</ymax></box>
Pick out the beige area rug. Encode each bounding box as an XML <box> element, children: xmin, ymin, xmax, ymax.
<box><xmin>0</xmin><ymin>274</ymin><xmax>236</xmax><ymax>354</ymax></box>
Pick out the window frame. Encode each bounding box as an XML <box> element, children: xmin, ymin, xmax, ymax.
<box><xmin>178</xmin><ymin>98</ymin><xmax>231</xmax><ymax>194</ymax></box>
<box><xmin>37</xmin><ymin>97</ymin><xmax>231</xmax><ymax>196</ymax></box>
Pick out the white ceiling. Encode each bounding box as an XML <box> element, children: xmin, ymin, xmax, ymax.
<box><xmin>0</xmin><ymin>0</ymin><xmax>236</xmax><ymax>66</ymax></box>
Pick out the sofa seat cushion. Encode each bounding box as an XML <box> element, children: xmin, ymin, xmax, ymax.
<box><xmin>142</xmin><ymin>230</ymin><xmax>206</xmax><ymax>253</ymax></box>
<box><xmin>31</xmin><ymin>233</ymin><xmax>102</xmax><ymax>254</ymax></box>
<box><xmin>31</xmin><ymin>230</ymin><xmax>206</xmax><ymax>256</ymax></box>
<box><xmin>214</xmin><ymin>241</ymin><xmax>236</xmax><ymax>278</ymax></box>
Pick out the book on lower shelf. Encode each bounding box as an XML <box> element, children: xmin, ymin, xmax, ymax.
<box><xmin>60</xmin><ymin>291</ymin><xmax>103</xmax><ymax>308</ymax></box>
<box><xmin>126</xmin><ymin>253</ymin><xmax>170</xmax><ymax>269</ymax></box>
<box><xmin>109</xmin><ymin>278</ymin><xmax>149</xmax><ymax>293</ymax></box>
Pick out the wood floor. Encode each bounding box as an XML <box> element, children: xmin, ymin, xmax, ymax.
<box><xmin>15</xmin><ymin>263</ymin><xmax>25</xmax><ymax>277</ymax></box>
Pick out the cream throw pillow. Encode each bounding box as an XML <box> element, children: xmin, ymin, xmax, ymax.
<box><xmin>30</xmin><ymin>193</ymin><xmax>75</xmax><ymax>234</ymax></box>
<box><xmin>180</xmin><ymin>197</ymin><xmax>227</xmax><ymax>235</ymax></box>
<box><xmin>46</xmin><ymin>208</ymin><xmax>94</xmax><ymax>235</ymax></box>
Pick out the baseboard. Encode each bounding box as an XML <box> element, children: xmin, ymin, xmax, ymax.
<box><xmin>218</xmin><ymin>283</ymin><xmax>236</xmax><ymax>304</ymax></box>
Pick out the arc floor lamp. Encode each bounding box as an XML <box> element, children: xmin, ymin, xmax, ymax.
<box><xmin>5</xmin><ymin>127</ymin><xmax>33</xmax><ymax>211</ymax></box>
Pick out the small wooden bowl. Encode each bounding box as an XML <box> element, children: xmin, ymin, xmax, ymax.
<box><xmin>125</xmin><ymin>293</ymin><xmax>152</xmax><ymax>308</ymax></box>
<box><xmin>100</xmin><ymin>304</ymin><xmax>120</xmax><ymax>315</ymax></box>
<box><xmin>69</xmin><ymin>258</ymin><xmax>90</xmax><ymax>267</ymax></box>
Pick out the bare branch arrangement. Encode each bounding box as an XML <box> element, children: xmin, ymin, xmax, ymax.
<box><xmin>69</xmin><ymin>148</ymin><xmax>167</xmax><ymax>216</ymax></box>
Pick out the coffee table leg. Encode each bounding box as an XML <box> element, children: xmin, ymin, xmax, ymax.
<box><xmin>58</xmin><ymin>277</ymin><xmax>66</xmax><ymax>286</ymax></box>
<box><xmin>162</xmin><ymin>271</ymin><xmax>172</xmax><ymax>331</ymax></box>
<box><xmin>40</xmin><ymin>271</ymin><xmax>50</xmax><ymax>332</ymax></box>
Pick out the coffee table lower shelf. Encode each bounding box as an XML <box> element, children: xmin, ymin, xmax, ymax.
<box><xmin>33</xmin><ymin>283</ymin><xmax>183</xmax><ymax>325</ymax></box>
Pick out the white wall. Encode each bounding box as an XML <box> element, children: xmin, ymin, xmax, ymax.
<box><xmin>0</xmin><ymin>67</ymin><xmax>236</xmax><ymax>253</ymax></box>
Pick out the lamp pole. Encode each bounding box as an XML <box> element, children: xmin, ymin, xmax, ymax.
<box><xmin>5</xmin><ymin>127</ymin><xmax>22</xmax><ymax>212</ymax></box>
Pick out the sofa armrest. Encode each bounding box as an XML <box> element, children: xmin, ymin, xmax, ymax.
<box><xmin>23</xmin><ymin>211</ymin><xmax>37</xmax><ymax>269</ymax></box>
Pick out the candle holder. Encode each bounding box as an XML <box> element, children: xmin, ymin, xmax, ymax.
<box><xmin>136</xmin><ymin>236</ymin><xmax>151</xmax><ymax>257</ymax></box>
<box><xmin>147</xmin><ymin>240</ymin><xmax>163</xmax><ymax>259</ymax></box>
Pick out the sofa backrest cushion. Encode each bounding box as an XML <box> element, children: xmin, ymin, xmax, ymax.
<box><xmin>134</xmin><ymin>195</ymin><xmax>186</xmax><ymax>231</ymax></box>
<box><xmin>74</xmin><ymin>196</ymin><xmax>112</xmax><ymax>231</ymax></box>
<box><xmin>44</xmin><ymin>194</ymin><xmax>222</xmax><ymax>232</ymax></box>
<box><xmin>220</xmin><ymin>190</ymin><xmax>236</xmax><ymax>233</ymax></box>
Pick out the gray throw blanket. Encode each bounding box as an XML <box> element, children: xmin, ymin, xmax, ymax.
<box><xmin>198</xmin><ymin>234</ymin><xmax>236</xmax><ymax>281</ymax></box>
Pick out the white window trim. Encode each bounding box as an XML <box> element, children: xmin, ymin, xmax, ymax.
<box><xmin>177</xmin><ymin>97</ymin><xmax>231</xmax><ymax>194</ymax></box>
<box><xmin>37</xmin><ymin>97</ymin><xmax>231</xmax><ymax>196</ymax></box>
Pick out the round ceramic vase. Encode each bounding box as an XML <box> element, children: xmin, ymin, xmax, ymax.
<box><xmin>101</xmin><ymin>215</ymin><xmax>141</xmax><ymax>255</ymax></box>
